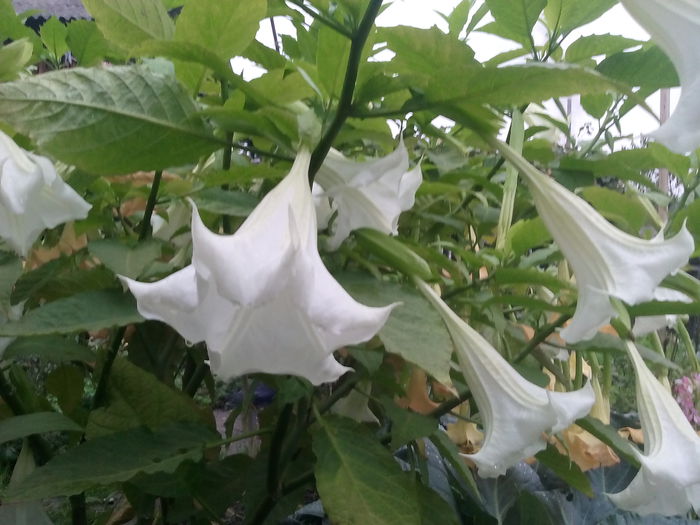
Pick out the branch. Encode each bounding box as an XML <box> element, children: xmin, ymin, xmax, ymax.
<box><xmin>308</xmin><ymin>0</ymin><xmax>384</xmax><ymax>182</ymax></box>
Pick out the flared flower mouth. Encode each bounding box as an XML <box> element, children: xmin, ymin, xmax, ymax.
<box><xmin>0</xmin><ymin>130</ymin><xmax>91</xmax><ymax>256</ymax></box>
<box><xmin>416</xmin><ymin>278</ymin><xmax>594</xmax><ymax>477</ymax></box>
<box><xmin>492</xmin><ymin>139</ymin><xmax>694</xmax><ymax>343</ymax></box>
<box><xmin>315</xmin><ymin>142</ymin><xmax>422</xmax><ymax>250</ymax></box>
<box><xmin>122</xmin><ymin>149</ymin><xmax>397</xmax><ymax>385</ymax></box>
<box><xmin>607</xmin><ymin>341</ymin><xmax>700</xmax><ymax>516</ymax></box>
<box><xmin>621</xmin><ymin>0</ymin><xmax>700</xmax><ymax>153</ymax></box>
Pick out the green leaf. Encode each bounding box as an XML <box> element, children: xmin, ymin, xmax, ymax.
<box><xmin>0</xmin><ymin>290</ymin><xmax>143</xmax><ymax>336</ymax></box>
<box><xmin>544</xmin><ymin>0</ymin><xmax>616</xmax><ymax>33</ymax></box>
<box><xmin>575</xmin><ymin>416</ymin><xmax>640</xmax><ymax>468</ymax></box>
<box><xmin>3</xmin><ymin>423</ymin><xmax>218</xmax><ymax>501</ymax></box>
<box><xmin>380</xmin><ymin>399</ymin><xmax>437</xmax><ymax>450</ymax></box>
<box><xmin>3</xmin><ymin>336</ymin><xmax>95</xmax><ymax>363</ymax></box>
<box><xmin>565</xmin><ymin>34</ymin><xmax>642</xmax><ymax>64</ymax></box>
<box><xmin>82</xmin><ymin>0</ymin><xmax>174</xmax><ymax>50</ymax></box>
<box><xmin>597</xmin><ymin>45</ymin><xmax>678</xmax><ymax>89</ymax></box>
<box><xmin>317</xmin><ymin>24</ymin><xmax>352</xmax><ymax>98</ymax></box>
<box><xmin>0</xmin><ymin>66</ymin><xmax>221</xmax><ymax>174</ymax></box>
<box><xmin>0</xmin><ymin>39</ymin><xmax>33</xmax><ymax>82</ymax></box>
<box><xmin>173</xmin><ymin>0</ymin><xmax>267</xmax><ymax>91</ymax></box>
<box><xmin>580</xmin><ymin>186</ymin><xmax>651</xmax><ymax>233</ymax></box>
<box><xmin>507</xmin><ymin>217</ymin><xmax>551</xmax><ymax>257</ymax></box>
<box><xmin>134</xmin><ymin>39</ymin><xmax>233</xmax><ymax>81</ymax></box>
<box><xmin>39</xmin><ymin>17</ymin><xmax>68</xmax><ymax>61</ymax></box>
<box><xmin>338</xmin><ymin>273</ymin><xmax>454</xmax><ymax>384</ymax></box>
<box><xmin>628</xmin><ymin>301</ymin><xmax>700</xmax><ymax>317</ymax></box>
<box><xmin>65</xmin><ymin>20</ymin><xmax>111</xmax><ymax>67</ymax></box>
<box><xmin>312</xmin><ymin>415</ymin><xmax>423</xmax><ymax>525</ymax></box>
<box><xmin>429</xmin><ymin>431</ymin><xmax>480</xmax><ymax>501</ymax></box>
<box><xmin>86</xmin><ymin>357</ymin><xmax>213</xmax><ymax>437</ymax></box>
<box><xmin>535</xmin><ymin>444</ymin><xmax>593</xmax><ymax>497</ymax></box>
<box><xmin>193</xmin><ymin>188</ymin><xmax>259</xmax><ymax>217</ymax></box>
<box><xmin>0</xmin><ymin>412</ymin><xmax>83</xmax><ymax>445</ymax></box>
<box><xmin>485</xmin><ymin>0</ymin><xmax>546</xmax><ymax>46</ymax></box>
<box><xmin>580</xmin><ymin>92</ymin><xmax>613</xmax><ymax>119</ymax></box>
<box><xmin>492</xmin><ymin>267</ymin><xmax>574</xmax><ymax>292</ymax></box>
<box><xmin>354</xmin><ymin>229</ymin><xmax>433</xmax><ymax>280</ymax></box>
<box><xmin>88</xmin><ymin>239</ymin><xmax>161</xmax><ymax>280</ymax></box>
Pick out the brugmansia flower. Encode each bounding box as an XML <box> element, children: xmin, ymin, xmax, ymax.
<box><xmin>0</xmin><ymin>131</ymin><xmax>91</xmax><ymax>256</ymax></box>
<box><xmin>315</xmin><ymin>142</ymin><xmax>422</xmax><ymax>250</ymax></box>
<box><xmin>620</xmin><ymin>0</ymin><xmax>700</xmax><ymax>152</ymax></box>
<box><xmin>415</xmin><ymin>279</ymin><xmax>595</xmax><ymax>477</ymax></box>
<box><xmin>122</xmin><ymin>150</ymin><xmax>395</xmax><ymax>385</ymax></box>
<box><xmin>494</xmin><ymin>140</ymin><xmax>694</xmax><ymax>343</ymax></box>
<box><xmin>608</xmin><ymin>341</ymin><xmax>700</xmax><ymax>515</ymax></box>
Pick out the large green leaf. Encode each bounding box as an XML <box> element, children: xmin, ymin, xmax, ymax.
<box><xmin>0</xmin><ymin>290</ymin><xmax>143</xmax><ymax>336</ymax></box>
<box><xmin>486</xmin><ymin>0</ymin><xmax>546</xmax><ymax>46</ymax></box>
<box><xmin>0</xmin><ymin>251</ymin><xmax>21</xmax><ymax>306</ymax></box>
<box><xmin>0</xmin><ymin>66</ymin><xmax>221</xmax><ymax>174</ymax></box>
<box><xmin>544</xmin><ymin>0</ymin><xmax>616</xmax><ymax>33</ymax></box>
<box><xmin>88</xmin><ymin>239</ymin><xmax>161</xmax><ymax>280</ymax></box>
<box><xmin>338</xmin><ymin>273</ymin><xmax>454</xmax><ymax>383</ymax></box>
<box><xmin>384</xmin><ymin>28</ymin><xmax>625</xmax><ymax>108</ymax></box>
<box><xmin>312</xmin><ymin>415</ymin><xmax>423</xmax><ymax>525</ymax></box>
<box><xmin>65</xmin><ymin>20</ymin><xmax>111</xmax><ymax>67</ymax></box>
<box><xmin>3</xmin><ymin>335</ymin><xmax>95</xmax><ymax>363</ymax></box>
<box><xmin>82</xmin><ymin>0</ymin><xmax>174</xmax><ymax>50</ymax></box>
<box><xmin>192</xmin><ymin>188</ymin><xmax>259</xmax><ymax>217</ymax></box>
<box><xmin>3</xmin><ymin>423</ymin><xmax>218</xmax><ymax>501</ymax></box>
<box><xmin>565</xmin><ymin>34</ymin><xmax>642</xmax><ymax>64</ymax></box>
<box><xmin>86</xmin><ymin>357</ymin><xmax>213</xmax><ymax>438</ymax></box>
<box><xmin>173</xmin><ymin>0</ymin><xmax>267</xmax><ymax>91</ymax></box>
<box><xmin>0</xmin><ymin>412</ymin><xmax>83</xmax><ymax>445</ymax></box>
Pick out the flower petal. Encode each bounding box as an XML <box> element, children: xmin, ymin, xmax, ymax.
<box><xmin>417</xmin><ymin>279</ymin><xmax>594</xmax><ymax>477</ymax></box>
<box><xmin>316</xmin><ymin>142</ymin><xmax>422</xmax><ymax>250</ymax></box>
<box><xmin>608</xmin><ymin>341</ymin><xmax>700</xmax><ymax>515</ymax></box>
<box><xmin>620</xmin><ymin>0</ymin><xmax>700</xmax><ymax>152</ymax></box>
<box><xmin>495</xmin><ymin>141</ymin><xmax>695</xmax><ymax>343</ymax></box>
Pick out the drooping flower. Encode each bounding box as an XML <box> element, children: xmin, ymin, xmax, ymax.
<box><xmin>608</xmin><ymin>341</ymin><xmax>700</xmax><ymax>516</ymax></box>
<box><xmin>415</xmin><ymin>278</ymin><xmax>595</xmax><ymax>477</ymax></box>
<box><xmin>122</xmin><ymin>150</ymin><xmax>396</xmax><ymax>385</ymax></box>
<box><xmin>620</xmin><ymin>0</ymin><xmax>700</xmax><ymax>153</ymax></box>
<box><xmin>0</xmin><ymin>131</ymin><xmax>91</xmax><ymax>256</ymax></box>
<box><xmin>315</xmin><ymin>142</ymin><xmax>422</xmax><ymax>250</ymax></box>
<box><xmin>493</xmin><ymin>140</ymin><xmax>694</xmax><ymax>343</ymax></box>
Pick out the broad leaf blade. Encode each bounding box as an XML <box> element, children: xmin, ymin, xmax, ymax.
<box><xmin>0</xmin><ymin>290</ymin><xmax>143</xmax><ymax>336</ymax></box>
<box><xmin>312</xmin><ymin>415</ymin><xmax>422</xmax><ymax>525</ymax></box>
<box><xmin>0</xmin><ymin>66</ymin><xmax>221</xmax><ymax>174</ymax></box>
<box><xmin>0</xmin><ymin>412</ymin><xmax>83</xmax><ymax>445</ymax></box>
<box><xmin>3</xmin><ymin>423</ymin><xmax>218</xmax><ymax>501</ymax></box>
<box><xmin>82</xmin><ymin>0</ymin><xmax>174</xmax><ymax>50</ymax></box>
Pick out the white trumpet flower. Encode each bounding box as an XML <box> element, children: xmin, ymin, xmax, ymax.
<box><xmin>494</xmin><ymin>140</ymin><xmax>694</xmax><ymax>343</ymax></box>
<box><xmin>416</xmin><ymin>279</ymin><xmax>595</xmax><ymax>477</ymax></box>
<box><xmin>0</xmin><ymin>131</ymin><xmax>91</xmax><ymax>256</ymax></box>
<box><xmin>315</xmin><ymin>142</ymin><xmax>422</xmax><ymax>250</ymax></box>
<box><xmin>608</xmin><ymin>341</ymin><xmax>700</xmax><ymax>515</ymax></box>
<box><xmin>620</xmin><ymin>0</ymin><xmax>700</xmax><ymax>153</ymax></box>
<box><xmin>122</xmin><ymin>150</ymin><xmax>396</xmax><ymax>385</ymax></box>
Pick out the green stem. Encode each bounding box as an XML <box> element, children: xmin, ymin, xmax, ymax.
<box><xmin>139</xmin><ymin>170</ymin><xmax>163</xmax><ymax>241</ymax></box>
<box><xmin>513</xmin><ymin>314</ymin><xmax>571</xmax><ymax>363</ymax></box>
<box><xmin>677</xmin><ymin>319</ymin><xmax>700</xmax><ymax>372</ymax></box>
<box><xmin>308</xmin><ymin>0</ymin><xmax>384</xmax><ymax>182</ymax></box>
<box><xmin>91</xmin><ymin>326</ymin><xmax>126</xmax><ymax>409</ymax></box>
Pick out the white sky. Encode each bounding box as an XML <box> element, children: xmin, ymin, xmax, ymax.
<box><xmin>233</xmin><ymin>0</ymin><xmax>679</xmax><ymax>146</ymax></box>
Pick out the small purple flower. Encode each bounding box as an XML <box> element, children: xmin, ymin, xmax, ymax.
<box><xmin>673</xmin><ymin>374</ymin><xmax>700</xmax><ymax>427</ymax></box>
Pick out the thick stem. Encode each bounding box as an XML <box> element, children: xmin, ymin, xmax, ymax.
<box><xmin>139</xmin><ymin>170</ymin><xmax>163</xmax><ymax>241</ymax></box>
<box><xmin>91</xmin><ymin>326</ymin><xmax>126</xmax><ymax>409</ymax></box>
<box><xmin>308</xmin><ymin>0</ymin><xmax>384</xmax><ymax>182</ymax></box>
